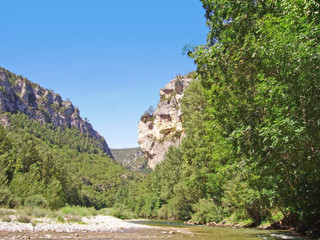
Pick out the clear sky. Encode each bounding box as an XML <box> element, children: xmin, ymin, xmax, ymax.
<box><xmin>1</xmin><ymin>0</ymin><xmax>208</xmax><ymax>148</ymax></box>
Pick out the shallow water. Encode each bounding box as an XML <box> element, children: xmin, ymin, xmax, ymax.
<box><xmin>0</xmin><ymin>220</ymin><xmax>316</xmax><ymax>240</ymax></box>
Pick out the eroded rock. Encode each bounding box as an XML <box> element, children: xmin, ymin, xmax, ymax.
<box><xmin>138</xmin><ymin>75</ymin><xmax>192</xmax><ymax>169</ymax></box>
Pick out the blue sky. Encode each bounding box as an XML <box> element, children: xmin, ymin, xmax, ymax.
<box><xmin>1</xmin><ymin>0</ymin><xmax>208</xmax><ymax>148</ymax></box>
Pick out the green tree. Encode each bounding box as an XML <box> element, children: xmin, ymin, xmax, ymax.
<box><xmin>192</xmin><ymin>0</ymin><xmax>320</xmax><ymax>231</ymax></box>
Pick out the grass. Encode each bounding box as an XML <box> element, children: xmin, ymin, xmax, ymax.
<box><xmin>101</xmin><ymin>205</ymin><xmax>137</xmax><ymax>220</ymax></box>
<box><xmin>0</xmin><ymin>209</ymin><xmax>15</xmax><ymax>216</ymax></box>
<box><xmin>59</xmin><ymin>205</ymin><xmax>97</xmax><ymax>217</ymax></box>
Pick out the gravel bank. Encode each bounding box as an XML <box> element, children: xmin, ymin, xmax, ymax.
<box><xmin>0</xmin><ymin>215</ymin><xmax>155</xmax><ymax>233</ymax></box>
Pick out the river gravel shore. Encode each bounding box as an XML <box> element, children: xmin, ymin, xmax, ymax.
<box><xmin>0</xmin><ymin>215</ymin><xmax>155</xmax><ymax>233</ymax></box>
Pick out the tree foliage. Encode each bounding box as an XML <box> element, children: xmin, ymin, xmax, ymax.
<box><xmin>118</xmin><ymin>0</ymin><xmax>320</xmax><ymax>234</ymax></box>
<box><xmin>0</xmin><ymin>112</ymin><xmax>134</xmax><ymax>209</ymax></box>
<box><xmin>191</xmin><ymin>0</ymin><xmax>320</xmax><ymax>231</ymax></box>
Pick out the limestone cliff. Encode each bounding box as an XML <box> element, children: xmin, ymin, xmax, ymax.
<box><xmin>138</xmin><ymin>74</ymin><xmax>193</xmax><ymax>169</ymax></box>
<box><xmin>0</xmin><ymin>67</ymin><xmax>113</xmax><ymax>158</ymax></box>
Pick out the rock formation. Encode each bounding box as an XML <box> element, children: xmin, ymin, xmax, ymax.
<box><xmin>138</xmin><ymin>75</ymin><xmax>193</xmax><ymax>169</ymax></box>
<box><xmin>0</xmin><ymin>67</ymin><xmax>113</xmax><ymax>158</ymax></box>
<box><xmin>111</xmin><ymin>147</ymin><xmax>149</xmax><ymax>171</ymax></box>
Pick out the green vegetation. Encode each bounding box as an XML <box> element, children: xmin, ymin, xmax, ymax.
<box><xmin>111</xmin><ymin>147</ymin><xmax>150</xmax><ymax>171</ymax></box>
<box><xmin>0</xmin><ymin>0</ymin><xmax>319</xmax><ymax>236</ymax></box>
<box><xmin>1</xmin><ymin>215</ymin><xmax>11</xmax><ymax>222</ymax></box>
<box><xmin>0</xmin><ymin>112</ymin><xmax>138</xmax><ymax>210</ymax></box>
<box><xmin>16</xmin><ymin>215</ymin><xmax>32</xmax><ymax>223</ymax></box>
<box><xmin>114</xmin><ymin>0</ymin><xmax>320</xmax><ymax>235</ymax></box>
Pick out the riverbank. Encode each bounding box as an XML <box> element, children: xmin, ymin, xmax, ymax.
<box><xmin>0</xmin><ymin>215</ymin><xmax>154</xmax><ymax>233</ymax></box>
<box><xmin>184</xmin><ymin>219</ymin><xmax>320</xmax><ymax>237</ymax></box>
<box><xmin>1</xmin><ymin>217</ymin><xmax>316</xmax><ymax>240</ymax></box>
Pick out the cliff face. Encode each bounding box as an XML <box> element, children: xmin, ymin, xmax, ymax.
<box><xmin>0</xmin><ymin>68</ymin><xmax>113</xmax><ymax>158</ymax></box>
<box><xmin>138</xmin><ymin>75</ymin><xmax>192</xmax><ymax>169</ymax></box>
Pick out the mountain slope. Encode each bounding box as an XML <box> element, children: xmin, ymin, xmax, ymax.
<box><xmin>0</xmin><ymin>67</ymin><xmax>112</xmax><ymax>158</ymax></box>
<box><xmin>111</xmin><ymin>147</ymin><xmax>150</xmax><ymax>171</ymax></box>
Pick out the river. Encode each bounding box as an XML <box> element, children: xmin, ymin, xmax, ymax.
<box><xmin>0</xmin><ymin>220</ymin><xmax>316</xmax><ymax>239</ymax></box>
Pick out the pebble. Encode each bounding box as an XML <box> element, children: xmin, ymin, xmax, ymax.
<box><xmin>0</xmin><ymin>215</ymin><xmax>155</xmax><ymax>233</ymax></box>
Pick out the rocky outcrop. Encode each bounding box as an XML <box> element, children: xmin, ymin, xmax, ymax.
<box><xmin>0</xmin><ymin>67</ymin><xmax>113</xmax><ymax>158</ymax></box>
<box><xmin>111</xmin><ymin>147</ymin><xmax>149</xmax><ymax>171</ymax></box>
<box><xmin>138</xmin><ymin>75</ymin><xmax>193</xmax><ymax>169</ymax></box>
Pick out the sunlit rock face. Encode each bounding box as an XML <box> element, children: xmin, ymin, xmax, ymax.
<box><xmin>138</xmin><ymin>75</ymin><xmax>192</xmax><ymax>170</ymax></box>
<box><xmin>0</xmin><ymin>68</ymin><xmax>113</xmax><ymax>158</ymax></box>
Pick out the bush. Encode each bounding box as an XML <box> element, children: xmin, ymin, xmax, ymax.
<box><xmin>0</xmin><ymin>209</ymin><xmax>15</xmax><ymax>216</ymax></box>
<box><xmin>109</xmin><ymin>203</ymin><xmax>136</xmax><ymax>220</ymax></box>
<box><xmin>66</xmin><ymin>214</ymin><xmax>82</xmax><ymax>223</ymax></box>
<box><xmin>158</xmin><ymin>204</ymin><xmax>169</xmax><ymax>219</ymax></box>
<box><xmin>24</xmin><ymin>195</ymin><xmax>48</xmax><ymax>208</ymax></box>
<box><xmin>17</xmin><ymin>215</ymin><xmax>31</xmax><ymax>223</ymax></box>
<box><xmin>0</xmin><ymin>187</ymin><xmax>11</xmax><ymax>207</ymax></box>
<box><xmin>98</xmin><ymin>208</ymin><xmax>113</xmax><ymax>215</ymax></box>
<box><xmin>140</xmin><ymin>113</ymin><xmax>154</xmax><ymax>123</ymax></box>
<box><xmin>18</xmin><ymin>207</ymin><xmax>34</xmax><ymax>217</ymax></box>
<box><xmin>60</xmin><ymin>205</ymin><xmax>97</xmax><ymax>217</ymax></box>
<box><xmin>1</xmin><ymin>215</ymin><xmax>11</xmax><ymax>222</ymax></box>
<box><xmin>57</xmin><ymin>215</ymin><xmax>65</xmax><ymax>222</ymax></box>
<box><xmin>8</xmin><ymin>197</ymin><xmax>21</xmax><ymax>208</ymax></box>
<box><xmin>32</xmin><ymin>207</ymin><xmax>50</xmax><ymax>218</ymax></box>
<box><xmin>191</xmin><ymin>199</ymin><xmax>223</xmax><ymax>224</ymax></box>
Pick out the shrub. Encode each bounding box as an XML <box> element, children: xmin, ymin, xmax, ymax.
<box><xmin>32</xmin><ymin>207</ymin><xmax>50</xmax><ymax>218</ymax></box>
<box><xmin>158</xmin><ymin>204</ymin><xmax>169</xmax><ymax>219</ymax></box>
<box><xmin>57</xmin><ymin>215</ymin><xmax>65</xmax><ymax>222</ymax></box>
<box><xmin>1</xmin><ymin>215</ymin><xmax>11</xmax><ymax>222</ymax></box>
<box><xmin>109</xmin><ymin>204</ymin><xmax>136</xmax><ymax>220</ymax></box>
<box><xmin>8</xmin><ymin>197</ymin><xmax>21</xmax><ymax>208</ymax></box>
<box><xmin>66</xmin><ymin>214</ymin><xmax>82</xmax><ymax>223</ymax></box>
<box><xmin>0</xmin><ymin>209</ymin><xmax>15</xmax><ymax>216</ymax></box>
<box><xmin>140</xmin><ymin>113</ymin><xmax>154</xmax><ymax>123</ymax></box>
<box><xmin>17</xmin><ymin>215</ymin><xmax>31</xmax><ymax>223</ymax></box>
<box><xmin>98</xmin><ymin>208</ymin><xmax>113</xmax><ymax>215</ymax></box>
<box><xmin>191</xmin><ymin>199</ymin><xmax>223</xmax><ymax>224</ymax></box>
<box><xmin>0</xmin><ymin>187</ymin><xmax>11</xmax><ymax>207</ymax></box>
<box><xmin>24</xmin><ymin>195</ymin><xmax>48</xmax><ymax>208</ymax></box>
<box><xmin>60</xmin><ymin>205</ymin><xmax>97</xmax><ymax>217</ymax></box>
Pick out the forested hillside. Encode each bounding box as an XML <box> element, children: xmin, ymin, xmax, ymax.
<box><xmin>111</xmin><ymin>148</ymin><xmax>150</xmax><ymax>171</ymax></box>
<box><xmin>0</xmin><ymin>112</ymin><xmax>136</xmax><ymax>209</ymax></box>
<box><xmin>0</xmin><ymin>68</ymin><xmax>143</xmax><ymax>210</ymax></box>
<box><xmin>116</xmin><ymin>0</ymin><xmax>320</xmax><ymax>235</ymax></box>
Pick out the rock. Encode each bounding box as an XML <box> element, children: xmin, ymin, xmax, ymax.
<box><xmin>205</xmin><ymin>222</ymin><xmax>217</xmax><ymax>226</ymax></box>
<box><xmin>184</xmin><ymin>220</ymin><xmax>196</xmax><ymax>225</ymax></box>
<box><xmin>138</xmin><ymin>75</ymin><xmax>192</xmax><ymax>169</ymax></box>
<box><xmin>0</xmin><ymin>67</ymin><xmax>113</xmax><ymax>158</ymax></box>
